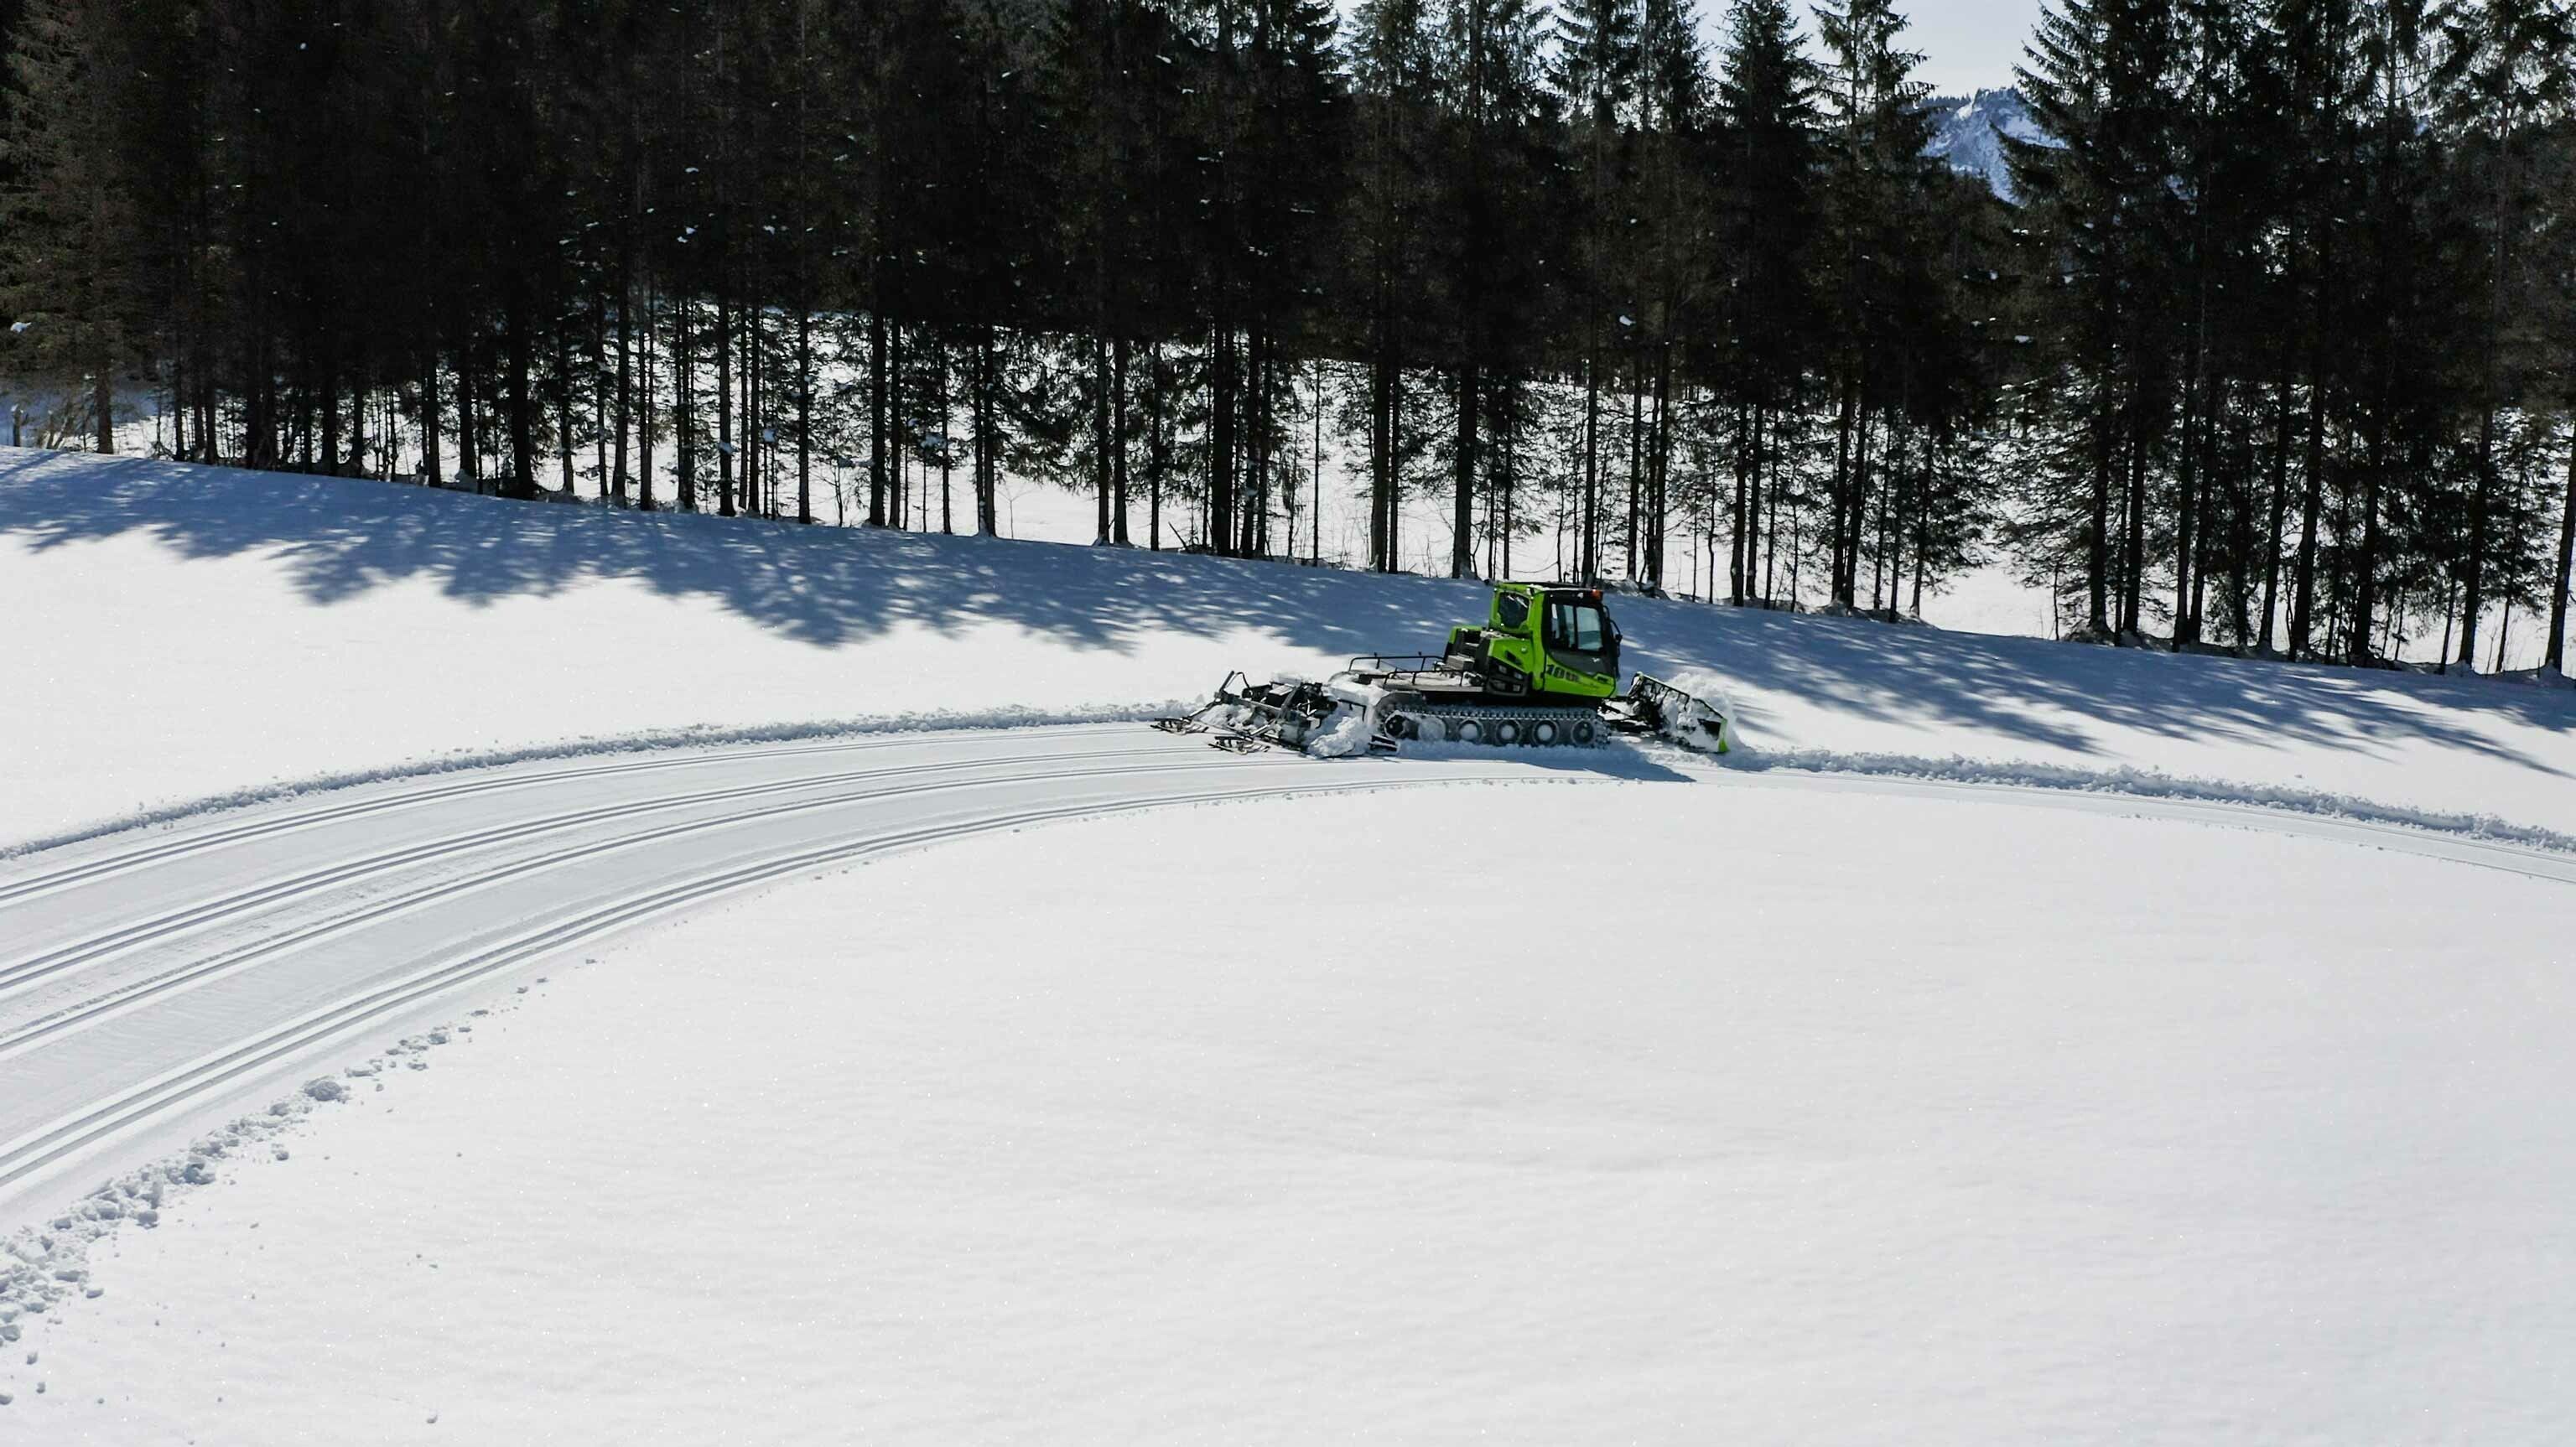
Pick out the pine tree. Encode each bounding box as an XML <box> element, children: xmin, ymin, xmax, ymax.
<box><xmin>1714</xmin><ymin>0</ymin><xmax>1819</xmax><ymax>604</ymax></box>
<box><xmin>0</xmin><ymin>0</ymin><xmax>142</xmax><ymax>451</ymax></box>
<box><xmin>1346</xmin><ymin>0</ymin><xmax>1439</xmax><ymax>571</ymax></box>
<box><xmin>1554</xmin><ymin>0</ymin><xmax>1639</xmax><ymax>579</ymax></box>
<box><xmin>2431</xmin><ymin>0</ymin><xmax>2573</xmax><ymax>666</ymax></box>
<box><xmin>1435</xmin><ymin>0</ymin><xmax>1554</xmax><ymax>578</ymax></box>
<box><xmin>2009</xmin><ymin>0</ymin><xmax>2184</xmax><ymax>637</ymax></box>
<box><xmin>1813</xmin><ymin>0</ymin><xmax>1936</xmax><ymax>607</ymax></box>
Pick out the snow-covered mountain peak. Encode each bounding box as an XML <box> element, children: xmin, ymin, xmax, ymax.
<box><xmin>1924</xmin><ymin>86</ymin><xmax>2049</xmax><ymax>202</ymax></box>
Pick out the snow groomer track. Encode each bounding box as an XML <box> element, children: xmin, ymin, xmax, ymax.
<box><xmin>0</xmin><ymin>724</ymin><xmax>1557</xmax><ymax>1221</ymax></box>
<box><xmin>7</xmin><ymin>719</ymin><xmax>2576</xmax><ymax>1231</ymax></box>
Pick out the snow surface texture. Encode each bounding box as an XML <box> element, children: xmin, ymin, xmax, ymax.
<box><xmin>4</xmin><ymin>447</ymin><xmax>2571</xmax><ymax>845</ymax></box>
<box><xmin>11</xmin><ymin>786</ymin><xmax>2576</xmax><ymax>1443</ymax></box>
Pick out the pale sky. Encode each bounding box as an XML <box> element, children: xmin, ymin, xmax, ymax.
<box><xmin>1333</xmin><ymin>0</ymin><xmax>2049</xmax><ymax>104</ymax></box>
<box><xmin>1888</xmin><ymin>0</ymin><xmax>2048</xmax><ymax>96</ymax></box>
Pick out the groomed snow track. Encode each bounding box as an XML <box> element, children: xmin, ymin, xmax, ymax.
<box><xmin>0</xmin><ymin>725</ymin><xmax>1553</xmax><ymax>1224</ymax></box>
<box><xmin>4</xmin><ymin>721</ymin><xmax>2573</xmax><ymax>1232</ymax></box>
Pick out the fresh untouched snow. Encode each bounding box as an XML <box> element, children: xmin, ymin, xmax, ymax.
<box><xmin>12</xmin><ymin>783</ymin><xmax>2576</xmax><ymax>1444</ymax></box>
<box><xmin>4</xmin><ymin>447</ymin><xmax>2572</xmax><ymax>848</ymax></box>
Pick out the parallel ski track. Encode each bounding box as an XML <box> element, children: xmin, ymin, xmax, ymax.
<box><xmin>8</xmin><ymin>723</ymin><xmax>2575</xmax><ymax>1218</ymax></box>
<box><xmin>0</xmin><ymin>751</ymin><xmax>1259</xmax><ymax>1060</ymax></box>
<box><xmin>0</xmin><ymin>723</ymin><xmax>1138</xmax><ymax>909</ymax></box>
<box><xmin>0</xmin><ymin>771</ymin><xmax>1490</xmax><ymax>1196</ymax></box>
<box><xmin>0</xmin><ymin>739</ymin><xmax>1178</xmax><ymax>999</ymax></box>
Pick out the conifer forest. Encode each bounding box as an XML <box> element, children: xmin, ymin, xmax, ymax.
<box><xmin>3</xmin><ymin>0</ymin><xmax>2573</xmax><ymax>667</ymax></box>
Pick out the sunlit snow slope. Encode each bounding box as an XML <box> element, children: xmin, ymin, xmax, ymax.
<box><xmin>4</xmin><ymin>445</ymin><xmax>2571</xmax><ymax>844</ymax></box>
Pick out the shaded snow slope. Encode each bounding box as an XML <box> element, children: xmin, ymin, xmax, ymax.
<box><xmin>3</xmin><ymin>445</ymin><xmax>2570</xmax><ymax>843</ymax></box>
<box><xmin>17</xmin><ymin>786</ymin><xmax>2576</xmax><ymax>1444</ymax></box>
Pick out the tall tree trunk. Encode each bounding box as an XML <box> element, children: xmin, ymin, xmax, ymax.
<box><xmin>1625</xmin><ymin>360</ymin><xmax>1643</xmax><ymax>578</ymax></box>
<box><xmin>421</xmin><ymin>343</ymin><xmax>443</xmax><ymax>486</ymax></box>
<box><xmin>501</xmin><ymin>277</ymin><xmax>538</xmax><ymax>500</ymax></box>
<box><xmin>976</xmin><ymin>325</ymin><xmax>999</xmax><ymax>535</ymax></box>
<box><xmin>2350</xmin><ymin>408</ymin><xmax>2388</xmax><ymax>666</ymax></box>
<box><xmin>677</xmin><ymin>297</ymin><xmax>698</xmax><ymax>512</ymax></box>
<box><xmin>2260</xmin><ymin>372</ymin><xmax>2291</xmax><ymax>650</ymax></box>
<box><xmin>92</xmin><ymin>351</ymin><xmax>113</xmax><ymax>454</ymax></box>
<box><xmin>1648</xmin><ymin>350</ymin><xmax>1673</xmax><ymax>588</ymax></box>
<box><xmin>1242</xmin><ymin>332</ymin><xmax>1264</xmax><ymax>557</ymax></box>
<box><xmin>2173</xmin><ymin>360</ymin><xmax>2205</xmax><ymax>648</ymax></box>
<box><xmin>868</xmin><ymin>304</ymin><xmax>888</xmax><ymax>527</ymax></box>
<box><xmin>1149</xmin><ymin>340</ymin><xmax>1166</xmax><ymax>550</ymax></box>
<box><xmin>1581</xmin><ymin>348</ymin><xmax>1602</xmax><ymax>579</ymax></box>
<box><xmin>1730</xmin><ymin>401</ymin><xmax>1750</xmax><ymax>604</ymax></box>
<box><xmin>741</xmin><ymin>285</ymin><xmax>757</xmax><ymax>512</ymax></box>
<box><xmin>2121</xmin><ymin>406</ymin><xmax>2148</xmax><ymax>635</ymax></box>
<box><xmin>716</xmin><ymin>289</ymin><xmax>735</xmax><ymax>517</ymax></box>
<box><xmin>2462</xmin><ymin>407</ymin><xmax>2495</xmax><ymax>667</ymax></box>
<box><xmin>614</xmin><ymin>248</ymin><xmax>633</xmax><ymax>502</ymax></box>
<box><xmin>1112</xmin><ymin>335</ymin><xmax>1131</xmax><ymax>544</ymax></box>
<box><xmin>1210</xmin><ymin>328</ymin><xmax>1237</xmax><ymax>555</ymax></box>
<box><xmin>2289</xmin><ymin>288</ymin><xmax>2330</xmax><ymax>657</ymax></box>
<box><xmin>458</xmin><ymin>340</ymin><xmax>481</xmax><ymax>490</ymax></box>
<box><xmin>2085</xmin><ymin>371</ymin><xmax>2113</xmax><ymax>635</ymax></box>
<box><xmin>1387</xmin><ymin>365</ymin><xmax>1403</xmax><ymax>569</ymax></box>
<box><xmin>2547</xmin><ymin>427</ymin><xmax>2576</xmax><ymax>673</ymax></box>
<box><xmin>556</xmin><ymin>324</ymin><xmax>575</xmax><ymax>495</ymax></box>
<box><xmin>1454</xmin><ymin>360</ymin><xmax>1479</xmax><ymax>578</ymax></box>
<box><xmin>1370</xmin><ymin>344</ymin><xmax>1394</xmax><ymax>570</ymax></box>
<box><xmin>640</xmin><ymin>282</ymin><xmax>658</xmax><ymax>511</ymax></box>
<box><xmin>1831</xmin><ymin>373</ymin><xmax>1857</xmax><ymax>602</ymax></box>
<box><xmin>591</xmin><ymin>288</ymin><xmax>610</xmax><ymax>496</ymax></box>
<box><xmin>1094</xmin><ymin>331</ymin><xmax>1114</xmax><ymax>544</ymax></box>
<box><xmin>1315</xmin><ymin>360</ymin><xmax>1328</xmax><ymax>565</ymax></box>
<box><xmin>794</xmin><ymin>301</ymin><xmax>811</xmax><ymax>526</ymax></box>
<box><xmin>937</xmin><ymin>335</ymin><xmax>953</xmax><ymax>534</ymax></box>
<box><xmin>892</xmin><ymin>322</ymin><xmax>908</xmax><ymax>527</ymax></box>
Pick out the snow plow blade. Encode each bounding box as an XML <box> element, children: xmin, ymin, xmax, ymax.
<box><xmin>1607</xmin><ymin>672</ymin><xmax>1732</xmax><ymax>754</ymax></box>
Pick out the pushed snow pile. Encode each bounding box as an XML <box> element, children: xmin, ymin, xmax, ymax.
<box><xmin>3</xmin><ymin>446</ymin><xmax>2571</xmax><ymax>842</ymax></box>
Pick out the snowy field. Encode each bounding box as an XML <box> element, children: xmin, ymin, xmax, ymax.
<box><xmin>3</xmin><ymin>445</ymin><xmax>2575</xmax><ymax>1442</ymax></box>
<box><xmin>5</xmin><ymin>446</ymin><xmax>2572</xmax><ymax>845</ymax></box>
<box><xmin>14</xmin><ymin>785</ymin><xmax>2576</xmax><ymax>1443</ymax></box>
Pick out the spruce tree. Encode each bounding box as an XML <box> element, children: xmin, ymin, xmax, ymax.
<box><xmin>1714</xmin><ymin>0</ymin><xmax>1819</xmax><ymax>604</ymax></box>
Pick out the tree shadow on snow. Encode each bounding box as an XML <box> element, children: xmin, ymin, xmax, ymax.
<box><xmin>3</xmin><ymin>449</ymin><xmax>2568</xmax><ymax>774</ymax></box>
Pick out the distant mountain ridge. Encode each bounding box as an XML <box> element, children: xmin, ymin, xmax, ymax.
<box><xmin>1924</xmin><ymin>88</ymin><xmax>2049</xmax><ymax>202</ymax></box>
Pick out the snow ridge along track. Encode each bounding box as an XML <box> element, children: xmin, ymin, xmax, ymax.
<box><xmin>0</xmin><ymin>726</ymin><xmax>1544</xmax><ymax>1222</ymax></box>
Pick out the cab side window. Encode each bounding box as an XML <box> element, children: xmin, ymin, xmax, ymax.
<box><xmin>1545</xmin><ymin>601</ymin><xmax>1607</xmax><ymax>652</ymax></box>
<box><xmin>1568</xmin><ymin>605</ymin><xmax>1605</xmax><ymax>651</ymax></box>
